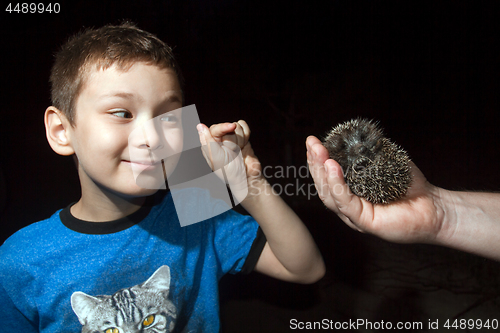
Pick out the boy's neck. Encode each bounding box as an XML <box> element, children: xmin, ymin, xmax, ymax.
<box><xmin>71</xmin><ymin>190</ymin><xmax>147</xmax><ymax>222</ymax></box>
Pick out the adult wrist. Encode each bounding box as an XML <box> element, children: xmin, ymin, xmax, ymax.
<box><xmin>429</xmin><ymin>186</ymin><xmax>455</xmax><ymax>246</ymax></box>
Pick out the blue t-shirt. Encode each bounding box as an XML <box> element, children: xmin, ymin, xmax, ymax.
<box><xmin>0</xmin><ymin>190</ymin><xmax>265</xmax><ymax>333</ymax></box>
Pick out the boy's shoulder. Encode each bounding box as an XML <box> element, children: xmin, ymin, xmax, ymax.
<box><xmin>0</xmin><ymin>209</ymin><xmax>63</xmax><ymax>257</ymax></box>
<box><xmin>0</xmin><ymin>209</ymin><xmax>67</xmax><ymax>279</ymax></box>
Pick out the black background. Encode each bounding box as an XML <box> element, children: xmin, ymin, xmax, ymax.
<box><xmin>1</xmin><ymin>1</ymin><xmax>499</xmax><ymax>331</ymax></box>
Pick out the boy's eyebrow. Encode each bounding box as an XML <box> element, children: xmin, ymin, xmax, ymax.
<box><xmin>98</xmin><ymin>91</ymin><xmax>182</xmax><ymax>102</ymax></box>
<box><xmin>99</xmin><ymin>91</ymin><xmax>140</xmax><ymax>101</ymax></box>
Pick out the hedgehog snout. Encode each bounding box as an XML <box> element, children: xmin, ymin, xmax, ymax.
<box><xmin>354</xmin><ymin>143</ymin><xmax>369</xmax><ymax>155</ymax></box>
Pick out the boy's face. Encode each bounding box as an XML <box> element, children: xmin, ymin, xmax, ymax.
<box><xmin>68</xmin><ymin>62</ymin><xmax>183</xmax><ymax>198</ymax></box>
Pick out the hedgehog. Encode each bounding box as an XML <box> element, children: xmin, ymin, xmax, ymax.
<box><xmin>322</xmin><ymin>118</ymin><xmax>412</xmax><ymax>204</ymax></box>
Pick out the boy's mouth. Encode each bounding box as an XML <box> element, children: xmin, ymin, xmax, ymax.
<box><xmin>123</xmin><ymin>160</ymin><xmax>161</xmax><ymax>171</ymax></box>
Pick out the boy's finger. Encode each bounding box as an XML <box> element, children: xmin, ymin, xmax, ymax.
<box><xmin>197</xmin><ymin>123</ymin><xmax>218</xmax><ymax>144</ymax></box>
<box><xmin>230</xmin><ymin>122</ymin><xmax>243</xmax><ymax>148</ymax></box>
<box><xmin>209</xmin><ymin>122</ymin><xmax>237</xmax><ymax>139</ymax></box>
<box><xmin>232</xmin><ymin>121</ymin><xmax>248</xmax><ymax>148</ymax></box>
<box><xmin>237</xmin><ymin>120</ymin><xmax>251</xmax><ymax>146</ymax></box>
<box><xmin>197</xmin><ymin>123</ymin><xmax>221</xmax><ymax>170</ymax></box>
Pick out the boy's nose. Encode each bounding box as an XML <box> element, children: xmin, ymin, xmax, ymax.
<box><xmin>139</xmin><ymin>120</ymin><xmax>165</xmax><ymax>151</ymax></box>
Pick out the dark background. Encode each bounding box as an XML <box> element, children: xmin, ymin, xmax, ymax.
<box><xmin>1</xmin><ymin>1</ymin><xmax>499</xmax><ymax>331</ymax></box>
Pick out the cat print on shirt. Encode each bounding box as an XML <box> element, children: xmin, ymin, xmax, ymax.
<box><xmin>71</xmin><ymin>265</ymin><xmax>177</xmax><ymax>333</ymax></box>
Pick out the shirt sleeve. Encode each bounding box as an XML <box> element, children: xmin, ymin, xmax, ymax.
<box><xmin>212</xmin><ymin>209</ymin><xmax>265</xmax><ymax>276</ymax></box>
<box><xmin>0</xmin><ymin>280</ymin><xmax>38</xmax><ymax>333</ymax></box>
<box><xmin>240</xmin><ymin>226</ymin><xmax>266</xmax><ymax>274</ymax></box>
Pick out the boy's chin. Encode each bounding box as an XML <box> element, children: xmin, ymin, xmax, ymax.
<box><xmin>100</xmin><ymin>175</ymin><xmax>168</xmax><ymax>200</ymax></box>
<box><xmin>116</xmin><ymin>187</ymin><xmax>161</xmax><ymax>201</ymax></box>
<box><xmin>133</xmin><ymin>174</ymin><xmax>169</xmax><ymax>192</ymax></box>
<box><xmin>116</xmin><ymin>181</ymin><xmax>163</xmax><ymax>198</ymax></box>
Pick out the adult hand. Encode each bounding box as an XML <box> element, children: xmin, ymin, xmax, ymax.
<box><xmin>306</xmin><ymin>135</ymin><xmax>445</xmax><ymax>244</ymax></box>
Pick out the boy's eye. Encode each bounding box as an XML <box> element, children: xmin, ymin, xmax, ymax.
<box><xmin>160</xmin><ymin>114</ymin><xmax>178</xmax><ymax>123</ymax></box>
<box><xmin>111</xmin><ymin>110</ymin><xmax>132</xmax><ymax>118</ymax></box>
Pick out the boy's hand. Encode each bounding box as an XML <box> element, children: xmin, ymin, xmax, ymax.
<box><xmin>306</xmin><ymin>135</ymin><xmax>445</xmax><ymax>244</ymax></box>
<box><xmin>197</xmin><ymin>120</ymin><xmax>263</xmax><ymax>187</ymax></box>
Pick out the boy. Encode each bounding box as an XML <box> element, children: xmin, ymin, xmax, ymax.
<box><xmin>0</xmin><ymin>23</ymin><xmax>324</xmax><ymax>332</ymax></box>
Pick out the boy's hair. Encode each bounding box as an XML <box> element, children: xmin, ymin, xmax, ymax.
<box><xmin>50</xmin><ymin>22</ymin><xmax>184</xmax><ymax>125</ymax></box>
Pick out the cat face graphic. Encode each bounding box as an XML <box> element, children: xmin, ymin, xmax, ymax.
<box><xmin>71</xmin><ymin>266</ymin><xmax>177</xmax><ymax>333</ymax></box>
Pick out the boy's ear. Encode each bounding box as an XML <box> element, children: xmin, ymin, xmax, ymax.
<box><xmin>44</xmin><ymin>106</ymin><xmax>75</xmax><ymax>156</ymax></box>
